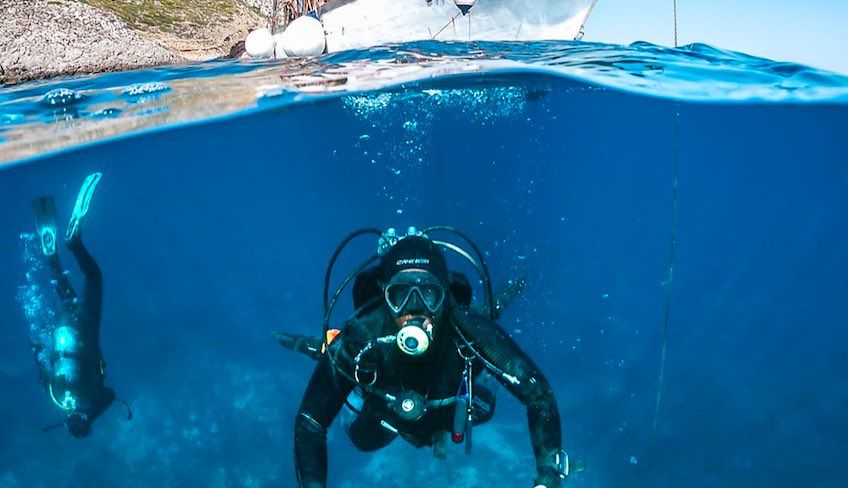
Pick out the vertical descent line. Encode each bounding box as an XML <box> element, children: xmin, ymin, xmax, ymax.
<box><xmin>653</xmin><ymin>103</ymin><xmax>680</xmax><ymax>432</ymax></box>
<box><xmin>653</xmin><ymin>0</ymin><xmax>682</xmax><ymax>433</ymax></box>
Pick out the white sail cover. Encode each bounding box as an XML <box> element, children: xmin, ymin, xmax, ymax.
<box><xmin>322</xmin><ymin>0</ymin><xmax>598</xmax><ymax>52</ymax></box>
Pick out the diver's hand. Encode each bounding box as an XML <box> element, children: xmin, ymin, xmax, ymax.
<box><xmin>534</xmin><ymin>466</ymin><xmax>565</xmax><ymax>488</ymax></box>
<box><xmin>445</xmin><ymin>289</ymin><xmax>467</xmax><ymax>313</ymax></box>
<box><xmin>533</xmin><ymin>481</ymin><xmax>562</xmax><ymax>488</ymax></box>
<box><xmin>445</xmin><ymin>289</ymin><xmax>459</xmax><ymax>308</ymax></box>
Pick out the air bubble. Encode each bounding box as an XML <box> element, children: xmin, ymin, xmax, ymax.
<box><xmin>42</xmin><ymin>88</ymin><xmax>84</xmax><ymax>107</ymax></box>
<box><xmin>91</xmin><ymin>108</ymin><xmax>122</xmax><ymax>119</ymax></box>
<box><xmin>122</xmin><ymin>82</ymin><xmax>170</xmax><ymax>97</ymax></box>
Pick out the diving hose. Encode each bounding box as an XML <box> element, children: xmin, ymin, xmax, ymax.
<box><xmin>450</xmin><ymin>302</ymin><xmax>520</xmax><ymax>386</ymax></box>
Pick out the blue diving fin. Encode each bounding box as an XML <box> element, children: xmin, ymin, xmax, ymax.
<box><xmin>64</xmin><ymin>172</ymin><xmax>102</xmax><ymax>242</ymax></box>
<box><xmin>32</xmin><ymin>197</ymin><xmax>58</xmax><ymax>256</ymax></box>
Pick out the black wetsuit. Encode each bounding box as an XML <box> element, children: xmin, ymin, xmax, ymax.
<box><xmin>294</xmin><ymin>297</ymin><xmax>564</xmax><ymax>487</ymax></box>
<box><xmin>38</xmin><ymin>235</ymin><xmax>115</xmax><ymax>436</ymax></box>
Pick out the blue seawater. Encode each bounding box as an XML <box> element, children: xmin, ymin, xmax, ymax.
<box><xmin>0</xmin><ymin>41</ymin><xmax>846</xmax><ymax>487</ymax></box>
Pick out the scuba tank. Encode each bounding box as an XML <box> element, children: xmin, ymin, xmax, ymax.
<box><xmin>50</xmin><ymin>326</ymin><xmax>82</xmax><ymax>410</ymax></box>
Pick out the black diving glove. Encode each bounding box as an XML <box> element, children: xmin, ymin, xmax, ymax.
<box><xmin>534</xmin><ymin>466</ymin><xmax>565</xmax><ymax>488</ymax></box>
<box><xmin>535</xmin><ymin>448</ymin><xmax>576</xmax><ymax>487</ymax></box>
<box><xmin>445</xmin><ymin>289</ymin><xmax>459</xmax><ymax>309</ymax></box>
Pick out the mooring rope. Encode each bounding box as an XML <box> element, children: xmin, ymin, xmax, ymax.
<box><xmin>431</xmin><ymin>12</ymin><xmax>462</xmax><ymax>39</ymax></box>
<box><xmin>653</xmin><ymin>102</ymin><xmax>680</xmax><ymax>432</ymax></box>
<box><xmin>652</xmin><ymin>1</ymin><xmax>682</xmax><ymax>433</ymax></box>
<box><xmin>673</xmin><ymin>0</ymin><xmax>679</xmax><ymax>47</ymax></box>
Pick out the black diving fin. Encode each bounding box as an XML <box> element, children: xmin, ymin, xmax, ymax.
<box><xmin>32</xmin><ymin>197</ymin><xmax>58</xmax><ymax>257</ymax></box>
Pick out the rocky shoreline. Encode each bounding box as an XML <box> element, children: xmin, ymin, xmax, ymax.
<box><xmin>0</xmin><ymin>0</ymin><xmax>283</xmax><ymax>85</ymax></box>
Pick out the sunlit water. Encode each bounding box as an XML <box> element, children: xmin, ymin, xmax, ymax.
<box><xmin>0</xmin><ymin>41</ymin><xmax>846</xmax><ymax>487</ymax></box>
<box><xmin>2</xmin><ymin>41</ymin><xmax>847</xmax><ymax>164</ymax></box>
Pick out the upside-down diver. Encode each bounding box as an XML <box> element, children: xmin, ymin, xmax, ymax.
<box><xmin>277</xmin><ymin>227</ymin><xmax>577</xmax><ymax>487</ymax></box>
<box><xmin>31</xmin><ymin>173</ymin><xmax>131</xmax><ymax>438</ymax></box>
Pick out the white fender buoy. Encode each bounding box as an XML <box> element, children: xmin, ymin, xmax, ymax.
<box><xmin>245</xmin><ymin>28</ymin><xmax>275</xmax><ymax>59</ymax></box>
<box><xmin>454</xmin><ymin>0</ymin><xmax>476</xmax><ymax>16</ymax></box>
<box><xmin>273</xmin><ymin>33</ymin><xmax>288</xmax><ymax>59</ymax></box>
<box><xmin>281</xmin><ymin>16</ymin><xmax>326</xmax><ymax>57</ymax></box>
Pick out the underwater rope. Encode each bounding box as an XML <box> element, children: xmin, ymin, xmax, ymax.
<box><xmin>651</xmin><ymin>0</ymin><xmax>683</xmax><ymax>435</ymax></box>
<box><xmin>653</xmin><ymin>101</ymin><xmax>681</xmax><ymax>432</ymax></box>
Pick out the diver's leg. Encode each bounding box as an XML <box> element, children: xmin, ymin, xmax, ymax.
<box><xmin>64</xmin><ymin>173</ymin><xmax>104</xmax><ymax>325</ymax></box>
<box><xmin>66</xmin><ymin>236</ymin><xmax>102</xmax><ymax>326</ymax></box>
<box><xmin>345</xmin><ymin>408</ymin><xmax>398</xmax><ymax>451</ymax></box>
<box><xmin>33</xmin><ymin>197</ymin><xmax>78</xmax><ymax>308</ymax></box>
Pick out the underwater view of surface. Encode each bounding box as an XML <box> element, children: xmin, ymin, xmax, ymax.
<box><xmin>0</xmin><ymin>41</ymin><xmax>846</xmax><ymax>487</ymax></box>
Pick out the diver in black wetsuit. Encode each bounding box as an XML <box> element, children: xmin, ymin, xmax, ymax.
<box><xmin>32</xmin><ymin>174</ymin><xmax>130</xmax><ymax>438</ymax></box>
<box><xmin>285</xmin><ymin>228</ymin><xmax>571</xmax><ymax>488</ymax></box>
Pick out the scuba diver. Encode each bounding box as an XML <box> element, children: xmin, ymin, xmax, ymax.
<box><xmin>281</xmin><ymin>227</ymin><xmax>574</xmax><ymax>487</ymax></box>
<box><xmin>31</xmin><ymin>173</ymin><xmax>131</xmax><ymax>438</ymax></box>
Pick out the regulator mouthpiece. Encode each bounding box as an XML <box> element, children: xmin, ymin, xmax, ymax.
<box><xmin>396</xmin><ymin>316</ymin><xmax>433</xmax><ymax>356</ymax></box>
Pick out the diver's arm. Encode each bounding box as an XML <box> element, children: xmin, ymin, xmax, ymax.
<box><xmin>66</xmin><ymin>235</ymin><xmax>103</xmax><ymax>327</ymax></box>
<box><xmin>294</xmin><ymin>352</ymin><xmax>355</xmax><ymax>488</ymax></box>
<box><xmin>32</xmin><ymin>344</ymin><xmax>51</xmax><ymax>388</ymax></box>
<box><xmin>449</xmin><ymin>303</ymin><xmax>565</xmax><ymax>487</ymax></box>
<box><xmin>88</xmin><ymin>387</ymin><xmax>116</xmax><ymax>423</ymax></box>
<box><xmin>45</xmin><ymin>252</ymin><xmax>78</xmax><ymax>309</ymax></box>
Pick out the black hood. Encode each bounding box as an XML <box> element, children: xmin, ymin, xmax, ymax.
<box><xmin>379</xmin><ymin>236</ymin><xmax>449</xmax><ymax>284</ymax></box>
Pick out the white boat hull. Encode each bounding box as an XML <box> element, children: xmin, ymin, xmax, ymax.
<box><xmin>322</xmin><ymin>0</ymin><xmax>597</xmax><ymax>52</ymax></box>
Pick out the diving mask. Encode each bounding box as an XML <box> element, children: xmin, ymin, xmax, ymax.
<box><xmin>384</xmin><ymin>270</ymin><xmax>446</xmax><ymax>316</ymax></box>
